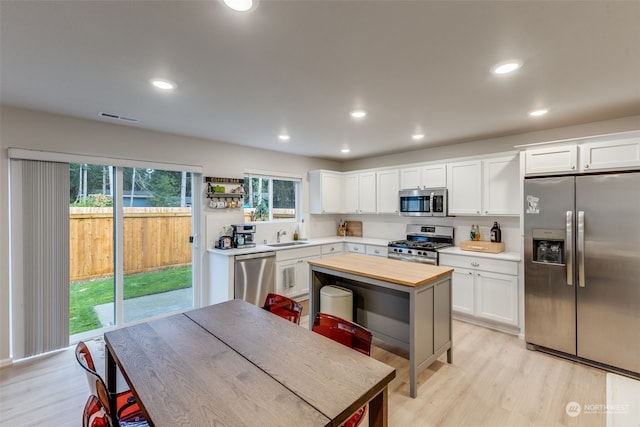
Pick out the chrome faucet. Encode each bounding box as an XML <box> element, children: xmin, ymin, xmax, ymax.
<box><xmin>277</xmin><ymin>230</ymin><xmax>287</xmax><ymax>243</ymax></box>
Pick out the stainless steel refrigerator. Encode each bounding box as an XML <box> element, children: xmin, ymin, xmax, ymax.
<box><xmin>524</xmin><ymin>172</ymin><xmax>640</xmax><ymax>375</ymax></box>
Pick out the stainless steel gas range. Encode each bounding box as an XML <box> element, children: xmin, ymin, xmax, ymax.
<box><xmin>387</xmin><ymin>224</ymin><xmax>454</xmax><ymax>265</ymax></box>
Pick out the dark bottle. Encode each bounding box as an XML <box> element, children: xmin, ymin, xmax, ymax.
<box><xmin>490</xmin><ymin>221</ymin><xmax>502</xmax><ymax>243</ymax></box>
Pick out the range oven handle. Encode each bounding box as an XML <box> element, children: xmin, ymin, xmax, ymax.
<box><xmin>565</xmin><ymin>211</ymin><xmax>573</xmax><ymax>286</ymax></box>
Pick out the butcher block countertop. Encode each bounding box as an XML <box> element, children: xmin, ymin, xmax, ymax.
<box><xmin>308</xmin><ymin>253</ymin><xmax>453</xmax><ymax>287</ymax></box>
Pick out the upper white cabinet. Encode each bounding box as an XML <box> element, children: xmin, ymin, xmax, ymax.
<box><xmin>400</xmin><ymin>164</ymin><xmax>446</xmax><ymax>189</ymax></box>
<box><xmin>309</xmin><ymin>170</ymin><xmax>343</xmax><ymax>214</ymax></box>
<box><xmin>376</xmin><ymin>169</ymin><xmax>399</xmax><ymax>214</ymax></box>
<box><xmin>522</xmin><ymin>130</ymin><xmax>640</xmax><ymax>176</ymax></box>
<box><xmin>483</xmin><ymin>156</ymin><xmax>520</xmax><ymax>215</ymax></box>
<box><xmin>447</xmin><ymin>160</ymin><xmax>483</xmax><ymax>215</ymax></box>
<box><xmin>344</xmin><ymin>171</ymin><xmax>376</xmax><ymax>214</ymax></box>
<box><xmin>579</xmin><ymin>138</ymin><xmax>640</xmax><ymax>172</ymax></box>
<box><xmin>523</xmin><ymin>145</ymin><xmax>578</xmax><ymax>176</ymax></box>
<box><xmin>447</xmin><ymin>155</ymin><xmax>519</xmax><ymax>216</ymax></box>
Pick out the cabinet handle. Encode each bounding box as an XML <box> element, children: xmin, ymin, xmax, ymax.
<box><xmin>571</xmin><ymin>165</ymin><xmax>576</xmax><ymax>170</ymax></box>
<box><xmin>476</xmin><ymin>210</ymin><xmax>480</xmax><ymax>214</ymax></box>
<box><xmin>584</xmin><ymin>164</ymin><xmax>590</xmax><ymax>169</ymax></box>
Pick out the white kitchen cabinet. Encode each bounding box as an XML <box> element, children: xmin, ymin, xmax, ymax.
<box><xmin>365</xmin><ymin>244</ymin><xmax>386</xmax><ymax>257</ymax></box>
<box><xmin>400</xmin><ymin>167</ymin><xmax>421</xmax><ymax>189</ymax></box>
<box><xmin>482</xmin><ymin>155</ymin><xmax>520</xmax><ymax>215</ymax></box>
<box><xmin>450</xmin><ymin>267</ymin><xmax>474</xmax><ymax>315</ymax></box>
<box><xmin>523</xmin><ymin>145</ymin><xmax>578</xmax><ymax>176</ymax></box>
<box><xmin>447</xmin><ymin>160</ymin><xmax>483</xmax><ymax>215</ymax></box>
<box><xmin>321</xmin><ymin>243</ymin><xmax>344</xmax><ymax>257</ymax></box>
<box><xmin>579</xmin><ymin>137</ymin><xmax>640</xmax><ymax>172</ymax></box>
<box><xmin>275</xmin><ymin>246</ymin><xmax>321</xmax><ymax>299</ymax></box>
<box><xmin>376</xmin><ymin>169</ymin><xmax>399</xmax><ymax>214</ymax></box>
<box><xmin>440</xmin><ymin>252</ymin><xmax>519</xmax><ymax>330</ymax></box>
<box><xmin>400</xmin><ymin>164</ymin><xmax>446</xmax><ymax>190</ymax></box>
<box><xmin>447</xmin><ymin>155</ymin><xmax>519</xmax><ymax>216</ymax></box>
<box><xmin>309</xmin><ymin>170</ymin><xmax>343</xmax><ymax>214</ymax></box>
<box><xmin>523</xmin><ymin>131</ymin><xmax>640</xmax><ymax>176</ymax></box>
<box><xmin>343</xmin><ymin>171</ymin><xmax>376</xmax><ymax>214</ymax></box>
<box><xmin>347</xmin><ymin>242</ymin><xmax>365</xmax><ymax>254</ymax></box>
<box><xmin>475</xmin><ymin>270</ymin><xmax>518</xmax><ymax>325</ymax></box>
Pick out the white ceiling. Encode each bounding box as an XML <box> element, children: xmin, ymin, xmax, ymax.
<box><xmin>1</xmin><ymin>1</ymin><xmax>639</xmax><ymax>160</ymax></box>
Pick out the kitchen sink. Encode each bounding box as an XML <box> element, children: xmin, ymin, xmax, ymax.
<box><xmin>267</xmin><ymin>241</ymin><xmax>309</xmax><ymax>247</ymax></box>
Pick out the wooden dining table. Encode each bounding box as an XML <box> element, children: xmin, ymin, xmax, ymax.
<box><xmin>104</xmin><ymin>299</ymin><xmax>396</xmax><ymax>427</ymax></box>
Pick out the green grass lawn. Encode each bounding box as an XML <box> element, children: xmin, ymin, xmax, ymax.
<box><xmin>69</xmin><ymin>266</ymin><xmax>192</xmax><ymax>335</ymax></box>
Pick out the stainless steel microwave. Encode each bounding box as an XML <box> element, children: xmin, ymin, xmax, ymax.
<box><xmin>399</xmin><ymin>188</ymin><xmax>448</xmax><ymax>217</ymax></box>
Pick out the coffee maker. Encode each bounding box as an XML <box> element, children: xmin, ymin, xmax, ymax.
<box><xmin>232</xmin><ymin>224</ymin><xmax>257</xmax><ymax>248</ymax></box>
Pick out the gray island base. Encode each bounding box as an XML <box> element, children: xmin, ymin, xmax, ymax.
<box><xmin>308</xmin><ymin>254</ymin><xmax>453</xmax><ymax>398</ymax></box>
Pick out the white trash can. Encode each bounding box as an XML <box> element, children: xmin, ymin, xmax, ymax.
<box><xmin>320</xmin><ymin>285</ymin><xmax>353</xmax><ymax>322</ymax></box>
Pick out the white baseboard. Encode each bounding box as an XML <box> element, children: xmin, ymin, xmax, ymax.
<box><xmin>0</xmin><ymin>357</ymin><xmax>13</xmax><ymax>368</ymax></box>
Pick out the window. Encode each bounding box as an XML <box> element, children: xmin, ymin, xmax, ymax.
<box><xmin>243</xmin><ymin>174</ymin><xmax>300</xmax><ymax>222</ymax></box>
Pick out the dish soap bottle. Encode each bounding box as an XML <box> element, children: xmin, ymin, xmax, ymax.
<box><xmin>470</xmin><ymin>224</ymin><xmax>477</xmax><ymax>241</ymax></box>
<box><xmin>490</xmin><ymin>221</ymin><xmax>502</xmax><ymax>243</ymax></box>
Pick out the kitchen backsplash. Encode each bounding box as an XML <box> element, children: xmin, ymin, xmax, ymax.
<box><xmin>206</xmin><ymin>210</ymin><xmax>520</xmax><ymax>253</ymax></box>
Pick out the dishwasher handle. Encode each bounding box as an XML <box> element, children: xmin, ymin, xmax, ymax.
<box><xmin>235</xmin><ymin>251</ymin><xmax>276</xmax><ymax>261</ymax></box>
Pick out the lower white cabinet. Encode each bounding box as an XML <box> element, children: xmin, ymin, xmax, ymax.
<box><xmin>275</xmin><ymin>246</ymin><xmax>321</xmax><ymax>299</ymax></box>
<box><xmin>440</xmin><ymin>253</ymin><xmax>519</xmax><ymax>329</ymax></box>
<box><xmin>321</xmin><ymin>243</ymin><xmax>344</xmax><ymax>257</ymax></box>
<box><xmin>347</xmin><ymin>243</ymin><xmax>387</xmax><ymax>258</ymax></box>
<box><xmin>365</xmin><ymin>244</ymin><xmax>387</xmax><ymax>257</ymax></box>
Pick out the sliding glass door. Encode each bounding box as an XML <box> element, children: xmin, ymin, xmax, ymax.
<box><xmin>69</xmin><ymin>164</ymin><xmax>196</xmax><ymax>339</ymax></box>
<box><xmin>121</xmin><ymin>167</ymin><xmax>193</xmax><ymax>323</ymax></box>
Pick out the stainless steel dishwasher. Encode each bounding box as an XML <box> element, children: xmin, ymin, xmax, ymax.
<box><xmin>234</xmin><ymin>251</ymin><xmax>276</xmax><ymax>306</ymax></box>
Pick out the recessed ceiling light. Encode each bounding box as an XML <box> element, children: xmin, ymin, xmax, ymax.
<box><xmin>350</xmin><ymin>110</ymin><xmax>367</xmax><ymax>119</ymax></box>
<box><xmin>150</xmin><ymin>79</ymin><xmax>176</xmax><ymax>90</ymax></box>
<box><xmin>341</xmin><ymin>148</ymin><xmax>351</xmax><ymax>154</ymax></box>
<box><xmin>223</xmin><ymin>0</ymin><xmax>256</xmax><ymax>12</ymax></box>
<box><xmin>278</xmin><ymin>134</ymin><xmax>290</xmax><ymax>141</ymax></box>
<box><xmin>412</xmin><ymin>133</ymin><xmax>425</xmax><ymax>141</ymax></box>
<box><xmin>491</xmin><ymin>60</ymin><xmax>522</xmax><ymax>75</ymax></box>
<box><xmin>529</xmin><ymin>109</ymin><xmax>549</xmax><ymax>117</ymax></box>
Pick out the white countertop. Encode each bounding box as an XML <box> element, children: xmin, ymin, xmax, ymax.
<box><xmin>438</xmin><ymin>246</ymin><xmax>521</xmax><ymax>262</ymax></box>
<box><xmin>207</xmin><ymin>236</ymin><xmax>390</xmax><ymax>257</ymax></box>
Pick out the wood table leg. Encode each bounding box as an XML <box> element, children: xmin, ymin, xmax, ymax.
<box><xmin>367</xmin><ymin>385</ymin><xmax>389</xmax><ymax>427</ymax></box>
<box><xmin>105</xmin><ymin>343</ymin><xmax>118</xmax><ymax>427</ymax></box>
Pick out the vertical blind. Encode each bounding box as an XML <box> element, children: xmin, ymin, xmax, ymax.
<box><xmin>14</xmin><ymin>160</ymin><xmax>70</xmax><ymax>357</ymax></box>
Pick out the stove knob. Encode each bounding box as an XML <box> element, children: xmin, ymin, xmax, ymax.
<box><xmin>407</xmin><ymin>250</ymin><xmax>412</xmax><ymax>254</ymax></box>
<box><xmin>418</xmin><ymin>251</ymin><xmax>423</xmax><ymax>256</ymax></box>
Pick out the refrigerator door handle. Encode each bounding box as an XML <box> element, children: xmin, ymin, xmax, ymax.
<box><xmin>566</xmin><ymin>211</ymin><xmax>574</xmax><ymax>286</ymax></box>
<box><xmin>577</xmin><ymin>211</ymin><xmax>585</xmax><ymax>287</ymax></box>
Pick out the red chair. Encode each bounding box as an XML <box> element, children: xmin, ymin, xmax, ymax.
<box><xmin>75</xmin><ymin>341</ymin><xmax>148</xmax><ymax>427</ymax></box>
<box><xmin>312</xmin><ymin>312</ymin><xmax>373</xmax><ymax>426</ymax></box>
<box><xmin>312</xmin><ymin>312</ymin><xmax>372</xmax><ymax>356</ymax></box>
<box><xmin>83</xmin><ymin>394</ymin><xmax>109</xmax><ymax>427</ymax></box>
<box><xmin>262</xmin><ymin>293</ymin><xmax>304</xmax><ymax>324</ymax></box>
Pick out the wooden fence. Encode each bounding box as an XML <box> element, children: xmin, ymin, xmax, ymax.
<box><xmin>70</xmin><ymin>207</ymin><xmax>192</xmax><ymax>282</ymax></box>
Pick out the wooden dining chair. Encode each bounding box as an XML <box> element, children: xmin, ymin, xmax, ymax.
<box><xmin>312</xmin><ymin>312</ymin><xmax>373</xmax><ymax>427</ymax></box>
<box><xmin>262</xmin><ymin>293</ymin><xmax>304</xmax><ymax>324</ymax></box>
<box><xmin>75</xmin><ymin>341</ymin><xmax>149</xmax><ymax>427</ymax></box>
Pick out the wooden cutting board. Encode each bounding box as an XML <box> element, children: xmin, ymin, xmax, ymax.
<box><xmin>345</xmin><ymin>221</ymin><xmax>362</xmax><ymax>237</ymax></box>
<box><xmin>460</xmin><ymin>240</ymin><xmax>505</xmax><ymax>253</ymax></box>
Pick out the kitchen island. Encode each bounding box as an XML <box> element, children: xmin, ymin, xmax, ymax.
<box><xmin>308</xmin><ymin>253</ymin><xmax>454</xmax><ymax>398</ymax></box>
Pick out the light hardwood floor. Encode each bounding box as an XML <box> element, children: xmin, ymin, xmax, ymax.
<box><xmin>0</xmin><ymin>319</ymin><xmax>606</xmax><ymax>426</ymax></box>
